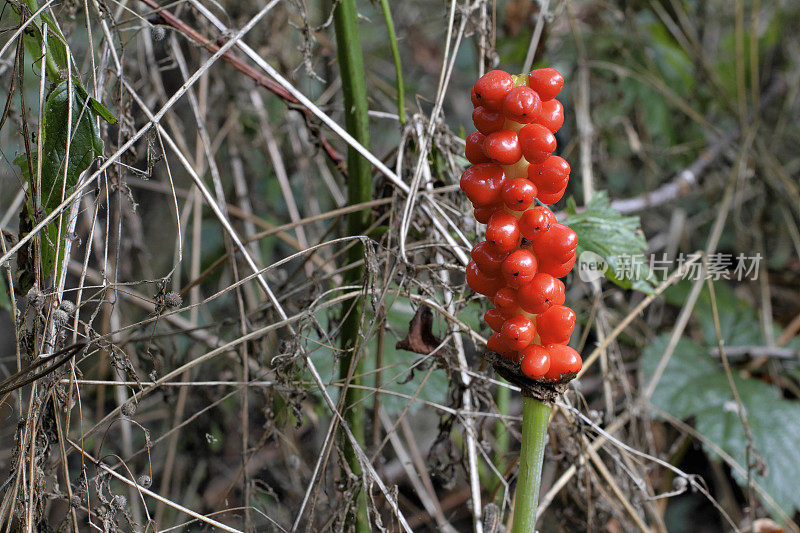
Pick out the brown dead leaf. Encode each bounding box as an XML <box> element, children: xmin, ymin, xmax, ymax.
<box><xmin>396</xmin><ymin>305</ymin><xmax>443</xmax><ymax>356</ymax></box>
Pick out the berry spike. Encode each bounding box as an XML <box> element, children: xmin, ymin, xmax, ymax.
<box><xmin>464</xmin><ymin>66</ymin><xmax>581</xmax><ymax>387</ymax></box>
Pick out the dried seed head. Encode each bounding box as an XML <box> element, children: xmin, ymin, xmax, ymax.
<box><xmin>151</xmin><ymin>24</ymin><xmax>166</xmax><ymax>41</ymax></box>
<box><xmin>121</xmin><ymin>401</ymin><xmax>136</xmax><ymax>417</ymax></box>
<box><xmin>27</xmin><ymin>287</ymin><xmax>45</xmax><ymax>309</ymax></box>
<box><xmin>164</xmin><ymin>291</ymin><xmax>182</xmax><ymax>308</ymax></box>
<box><xmin>70</xmin><ymin>495</ymin><xmax>82</xmax><ymax>509</ymax></box>
<box><xmin>112</xmin><ymin>494</ymin><xmax>127</xmax><ymax>509</ymax></box>
<box><xmin>137</xmin><ymin>474</ymin><xmax>152</xmax><ymax>488</ymax></box>
<box><xmin>59</xmin><ymin>300</ymin><xmax>76</xmax><ymax>315</ymax></box>
<box><xmin>482</xmin><ymin>503</ymin><xmax>501</xmax><ymax>532</ymax></box>
<box><xmin>52</xmin><ymin>308</ymin><xmax>69</xmax><ymax>328</ymax></box>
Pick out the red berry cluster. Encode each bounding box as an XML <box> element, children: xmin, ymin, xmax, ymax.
<box><xmin>462</xmin><ymin>68</ymin><xmax>582</xmax><ymax>383</ymax></box>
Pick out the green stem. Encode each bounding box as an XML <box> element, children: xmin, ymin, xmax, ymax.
<box><xmin>378</xmin><ymin>0</ymin><xmax>405</xmax><ymax>124</ymax></box>
<box><xmin>333</xmin><ymin>1</ymin><xmax>372</xmax><ymax>531</ymax></box>
<box><xmin>490</xmin><ymin>380</ymin><xmax>511</xmax><ymax>497</ymax></box>
<box><xmin>512</xmin><ymin>396</ymin><xmax>552</xmax><ymax>533</ymax></box>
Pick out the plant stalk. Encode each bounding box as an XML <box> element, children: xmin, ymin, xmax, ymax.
<box><xmin>378</xmin><ymin>0</ymin><xmax>405</xmax><ymax>124</ymax></box>
<box><xmin>333</xmin><ymin>0</ymin><xmax>372</xmax><ymax>531</ymax></box>
<box><xmin>511</xmin><ymin>396</ymin><xmax>552</xmax><ymax>533</ymax></box>
<box><xmin>490</xmin><ymin>380</ymin><xmax>511</xmax><ymax>497</ymax></box>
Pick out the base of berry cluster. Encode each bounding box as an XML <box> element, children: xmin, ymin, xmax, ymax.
<box><xmin>483</xmin><ymin>350</ymin><xmax>571</xmax><ymax>402</ymax></box>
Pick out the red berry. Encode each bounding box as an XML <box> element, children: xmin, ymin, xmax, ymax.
<box><xmin>484</xmin><ymin>308</ymin><xmax>507</xmax><ymax>332</ymax></box>
<box><xmin>473</xmin><ymin>106</ymin><xmax>505</xmax><ymax>134</ymax></box>
<box><xmin>473</xmin><ymin>70</ymin><xmax>515</xmax><ymax>111</ymax></box>
<box><xmin>536</xmin><ymin>305</ymin><xmax>576</xmax><ymax>345</ymax></box>
<box><xmin>517</xmin><ymin>273</ymin><xmax>565</xmax><ymax>314</ymax></box>
<box><xmin>470</xmin><ymin>241</ymin><xmax>508</xmax><ymax>274</ymax></box>
<box><xmin>502</xmin><ymin>86</ymin><xmax>542</xmax><ymax>124</ymax></box>
<box><xmin>501</xmin><ymin>178</ymin><xmax>537</xmax><ymax>211</ymax></box>
<box><xmin>528</xmin><ymin>68</ymin><xmax>564</xmax><ymax>101</ymax></box>
<box><xmin>465</xmin><ymin>132</ymin><xmax>490</xmax><ymax>164</ymax></box>
<box><xmin>466</xmin><ymin>261</ymin><xmax>504</xmax><ymax>297</ymax></box>
<box><xmin>537</xmin><ymin>188</ymin><xmax>567</xmax><ymax>205</ymax></box>
<box><xmin>537</xmin><ymin>99</ymin><xmax>564</xmax><ymax>132</ymax></box>
<box><xmin>470</xmin><ymin>86</ymin><xmax>480</xmax><ymax>107</ymax></box>
<box><xmin>487</xmin><ymin>333</ymin><xmax>517</xmax><ymax>361</ymax></box>
<box><xmin>528</xmin><ymin>156</ymin><xmax>570</xmax><ymax>194</ymax></box>
<box><xmin>460</xmin><ymin>164</ymin><xmax>506</xmax><ymax>206</ymax></box>
<box><xmin>520</xmin><ymin>344</ymin><xmax>550</xmax><ymax>379</ymax></box>
<box><xmin>500</xmin><ymin>249</ymin><xmax>538</xmax><ymax>287</ymax></box>
<box><xmin>474</xmin><ymin>205</ymin><xmax>498</xmax><ymax>224</ymax></box>
<box><xmin>486</xmin><ymin>211</ymin><xmax>520</xmax><ymax>253</ymax></box>
<box><xmin>493</xmin><ymin>287</ymin><xmax>520</xmax><ymax>315</ymax></box>
<box><xmin>538</xmin><ymin>253</ymin><xmax>577</xmax><ymax>278</ymax></box>
<box><xmin>543</xmin><ymin>344</ymin><xmax>581</xmax><ymax>381</ymax></box>
<box><xmin>533</xmin><ymin>223</ymin><xmax>578</xmax><ymax>264</ymax></box>
<box><xmin>519</xmin><ymin>206</ymin><xmax>556</xmax><ymax>242</ymax></box>
<box><xmin>500</xmin><ymin>314</ymin><xmax>535</xmax><ymax>351</ymax></box>
<box><xmin>519</xmin><ymin>123</ymin><xmax>556</xmax><ymax>164</ymax></box>
<box><xmin>483</xmin><ymin>130</ymin><xmax>522</xmax><ymax>165</ymax></box>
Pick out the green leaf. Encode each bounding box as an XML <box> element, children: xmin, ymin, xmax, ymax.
<box><xmin>17</xmin><ymin>0</ymin><xmax>66</xmax><ymax>81</ymax></box>
<box><xmin>0</xmin><ymin>275</ymin><xmax>10</xmax><ymax>311</ymax></box>
<box><xmin>41</xmin><ymin>81</ymin><xmax>103</xmax><ymax>196</ymax></box>
<box><xmin>563</xmin><ymin>191</ymin><xmax>656</xmax><ymax>292</ymax></box>
<box><xmin>14</xmin><ymin>80</ymin><xmax>104</xmax><ymax>284</ymax></box>
<box><xmin>642</xmin><ymin>335</ymin><xmax>800</xmax><ymax>517</ymax></box>
<box><xmin>87</xmin><ymin>97</ymin><xmax>117</xmax><ymax>125</ymax></box>
<box><xmin>43</xmin><ymin>24</ymin><xmax>68</xmax><ymax>72</ymax></box>
<box><xmin>664</xmin><ymin>281</ymin><xmax>763</xmax><ymax>346</ymax></box>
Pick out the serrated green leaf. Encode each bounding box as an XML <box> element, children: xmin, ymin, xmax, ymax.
<box><xmin>14</xmin><ymin>80</ymin><xmax>103</xmax><ymax>285</ymax></box>
<box><xmin>563</xmin><ymin>191</ymin><xmax>655</xmax><ymax>292</ymax></box>
<box><xmin>642</xmin><ymin>335</ymin><xmax>800</xmax><ymax>517</ymax></box>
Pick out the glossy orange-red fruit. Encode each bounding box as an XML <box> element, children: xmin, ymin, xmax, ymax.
<box><xmin>519</xmin><ymin>123</ymin><xmax>556</xmax><ymax>164</ymax></box>
<box><xmin>528</xmin><ymin>68</ymin><xmax>564</xmax><ymax>101</ymax></box>
<box><xmin>473</xmin><ymin>70</ymin><xmax>515</xmax><ymax>110</ymax></box>
<box><xmin>466</xmin><ymin>261</ymin><xmax>504</xmax><ymax>296</ymax></box>
<box><xmin>536</xmin><ymin>305</ymin><xmax>576</xmax><ymax>345</ymax></box>
<box><xmin>536</xmin><ymin>99</ymin><xmax>564</xmax><ymax>132</ymax></box>
<box><xmin>465</xmin><ymin>132</ymin><xmax>490</xmax><ymax>164</ymax></box>
<box><xmin>487</xmin><ymin>332</ymin><xmax>517</xmax><ymax>360</ymax></box>
<box><xmin>543</xmin><ymin>344</ymin><xmax>582</xmax><ymax>381</ymax></box>
<box><xmin>486</xmin><ymin>211</ymin><xmax>521</xmax><ymax>253</ymax></box>
<box><xmin>517</xmin><ymin>273</ymin><xmax>565</xmax><ymax>314</ymax></box>
<box><xmin>537</xmin><ymin>253</ymin><xmax>577</xmax><ymax>279</ymax></box>
<box><xmin>484</xmin><ymin>308</ymin><xmax>507</xmax><ymax>332</ymax></box>
<box><xmin>471</xmin><ymin>240</ymin><xmax>508</xmax><ymax>274</ymax></box>
<box><xmin>493</xmin><ymin>287</ymin><xmax>520</xmax><ymax>315</ymax></box>
<box><xmin>500</xmin><ymin>249</ymin><xmax>538</xmax><ymax>287</ymax></box>
<box><xmin>520</xmin><ymin>344</ymin><xmax>551</xmax><ymax>379</ymax></box>
<box><xmin>460</xmin><ymin>164</ymin><xmax>506</xmax><ymax>207</ymax></box>
<box><xmin>500</xmin><ymin>314</ymin><xmax>536</xmax><ymax>351</ymax></box>
<box><xmin>528</xmin><ymin>156</ymin><xmax>570</xmax><ymax>194</ymax></box>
